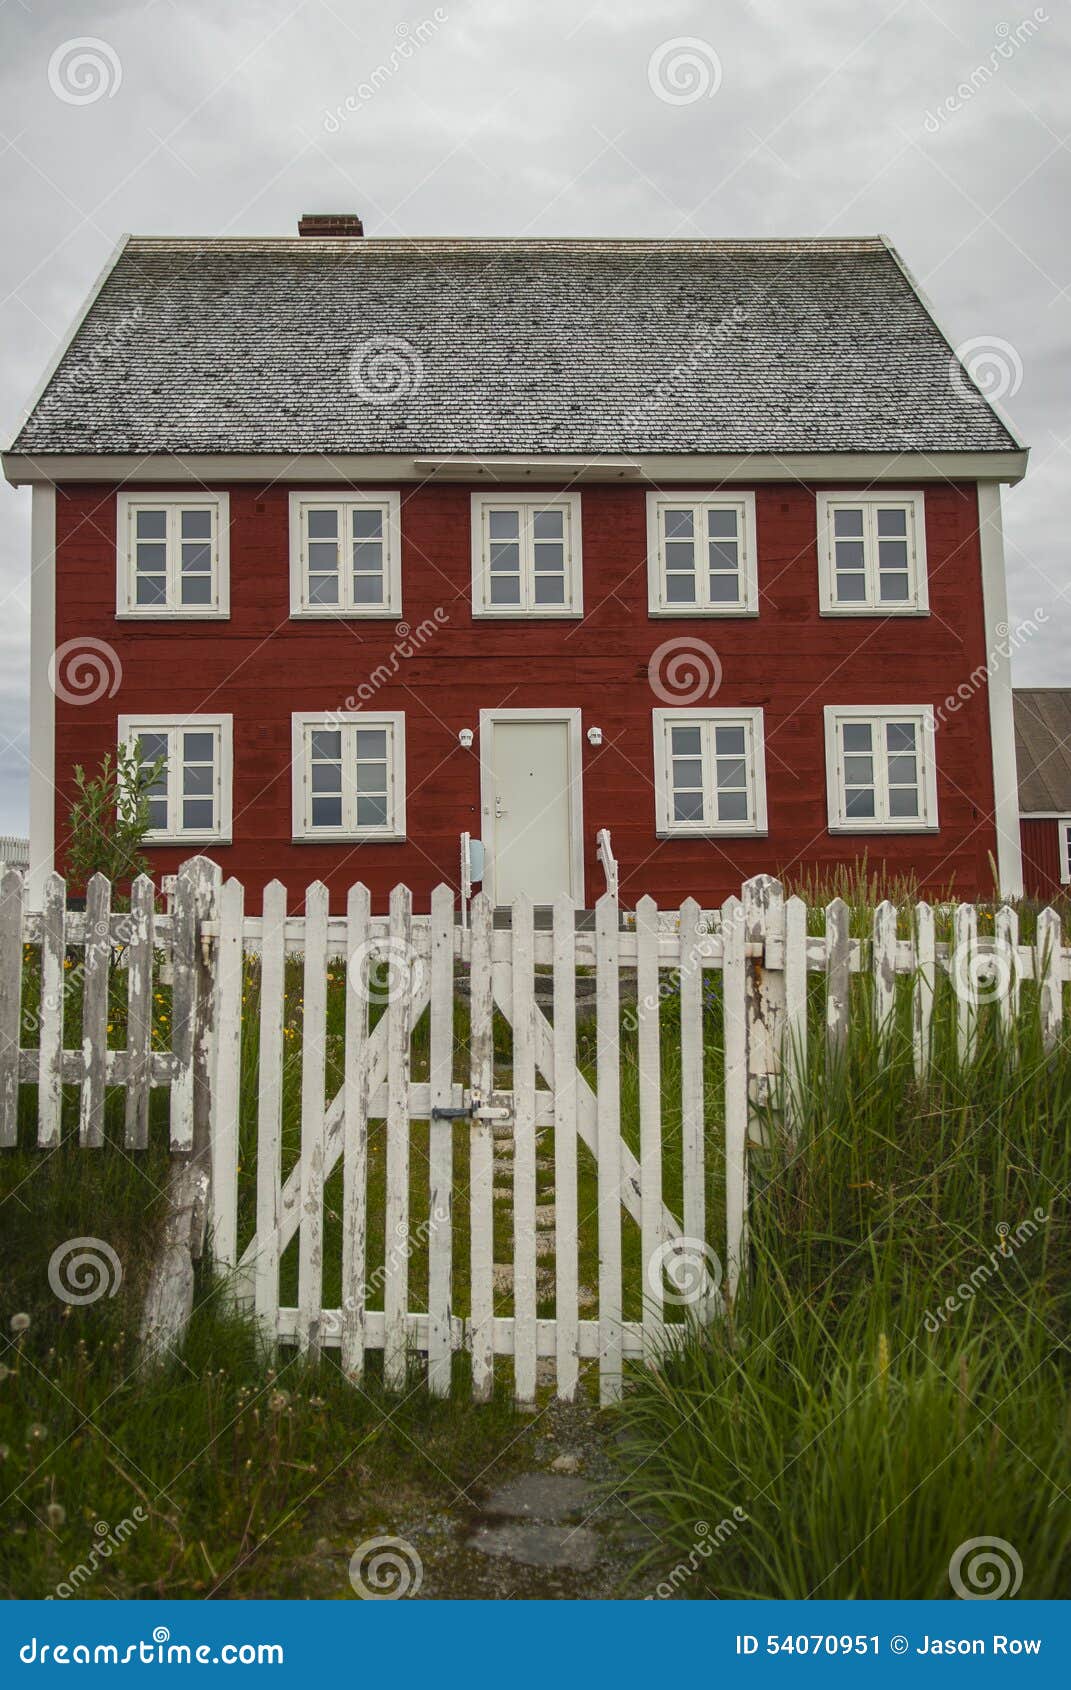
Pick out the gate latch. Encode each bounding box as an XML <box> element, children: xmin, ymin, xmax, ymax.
<box><xmin>431</xmin><ymin>1092</ymin><xmax>511</xmax><ymax>1123</ymax></box>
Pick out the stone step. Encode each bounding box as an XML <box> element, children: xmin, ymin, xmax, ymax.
<box><xmin>467</xmin><ymin>1522</ymin><xmax>603</xmax><ymax>1571</ymax></box>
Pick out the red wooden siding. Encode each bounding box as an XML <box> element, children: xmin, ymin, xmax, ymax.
<box><xmin>1020</xmin><ymin>818</ymin><xmax>1067</xmax><ymax>901</ymax></box>
<box><xmin>52</xmin><ymin>480</ymin><xmax>999</xmax><ymax>909</ymax></box>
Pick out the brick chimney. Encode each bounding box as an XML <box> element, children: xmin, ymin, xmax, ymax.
<box><xmin>298</xmin><ymin>213</ymin><xmax>364</xmax><ymax>238</ymax></box>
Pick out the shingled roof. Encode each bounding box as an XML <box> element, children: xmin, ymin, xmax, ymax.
<box><xmin>1015</xmin><ymin>690</ymin><xmax>1071</xmax><ymax>813</ymax></box>
<box><xmin>9</xmin><ymin>235</ymin><xmax>1022</xmax><ymax>458</ymax></box>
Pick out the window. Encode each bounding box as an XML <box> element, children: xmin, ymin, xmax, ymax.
<box><xmin>117</xmin><ymin>493</ymin><xmax>229</xmax><ymax>617</ymax></box>
<box><xmin>289</xmin><ymin>493</ymin><xmax>401</xmax><ymax>616</ymax></box>
<box><xmin>646</xmin><ymin>492</ymin><xmax>758</xmax><ymax>615</ymax></box>
<box><xmin>1059</xmin><ymin>820</ymin><xmax>1071</xmax><ymax>886</ymax></box>
<box><xmin>817</xmin><ymin>491</ymin><xmax>928</xmax><ymax>614</ymax></box>
<box><xmin>119</xmin><ymin>715</ymin><xmax>232</xmax><ymax>843</ymax></box>
<box><xmin>653</xmin><ymin>708</ymin><xmax>768</xmax><ymax>836</ymax></box>
<box><xmin>824</xmin><ymin>706</ymin><xmax>938</xmax><ymax>832</ymax></box>
<box><xmin>471</xmin><ymin>493</ymin><xmax>582</xmax><ymax>616</ymax></box>
<box><xmin>291</xmin><ymin>713</ymin><xmax>405</xmax><ymax>840</ymax></box>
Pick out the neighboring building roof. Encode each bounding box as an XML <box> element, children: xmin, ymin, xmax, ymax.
<box><xmin>8</xmin><ymin>235</ymin><xmax>1022</xmax><ymax>459</ymax></box>
<box><xmin>1014</xmin><ymin>689</ymin><xmax>1071</xmax><ymax>813</ymax></box>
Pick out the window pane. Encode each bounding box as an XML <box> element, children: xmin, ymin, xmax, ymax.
<box><xmin>706</xmin><ymin>509</ymin><xmax>738</xmax><ymax>539</ymax></box>
<box><xmin>490</xmin><ymin>542</ymin><xmax>521</xmax><ymax>571</ymax></box>
<box><xmin>842</xmin><ymin>722</ymin><xmax>873</xmax><ymax>752</ymax></box>
<box><xmin>183</xmin><ymin>763</ymin><xmax>213</xmax><ymax>795</ymax></box>
<box><xmin>879</xmin><ymin>572</ymin><xmax>910</xmax><ymax>602</ymax></box>
<box><xmin>181</xmin><ymin>543</ymin><xmax>211</xmax><ymax>573</ymax></box>
<box><xmin>843</xmin><ymin>755</ymin><xmax>874</xmax><ymax>785</ymax></box>
<box><xmin>886</xmin><ymin>722</ymin><xmax>917</xmax><ymax>752</ymax></box>
<box><xmin>876</xmin><ymin>507</ymin><xmax>907</xmax><ymax>536</ymax></box>
<box><xmin>311</xmin><ymin>796</ymin><xmax>343</xmax><ymax>828</ymax></box>
<box><xmin>353</xmin><ymin>542</ymin><xmax>383</xmax><ymax>569</ymax></box>
<box><xmin>352</xmin><ymin>508</ymin><xmax>383</xmax><ymax>539</ymax></box>
<box><xmin>877</xmin><ymin>539</ymin><xmax>908</xmax><ymax>569</ymax></box>
<box><xmin>488</xmin><ymin>510</ymin><xmax>519</xmax><ymax>539</ymax></box>
<box><xmin>845</xmin><ymin>789</ymin><xmax>875</xmax><ymax>818</ymax></box>
<box><xmin>716</xmin><ymin>758</ymin><xmax>747</xmax><ymax>790</ymax></box>
<box><xmin>183</xmin><ymin>732</ymin><xmax>215</xmax><ymax>763</ymax></box>
<box><xmin>673</xmin><ymin>791</ymin><xmax>705</xmax><ymax>822</ymax></box>
<box><xmin>181</xmin><ymin>576</ymin><xmax>212</xmax><ymax>605</ymax></box>
<box><xmin>835</xmin><ymin>572</ymin><xmax>867</xmax><ymax>602</ymax></box>
<box><xmin>355</xmin><ymin>761</ymin><xmax>387</xmax><ymax>792</ymax></box>
<box><xmin>136</xmin><ymin>576</ymin><xmax>167</xmax><ymax>605</ymax></box>
<box><xmin>672</xmin><ymin>758</ymin><xmax>703</xmax><ymax>787</ymax></box>
<box><xmin>311</xmin><ymin>730</ymin><xmax>341</xmax><ymax>760</ymax></box>
<box><xmin>664</xmin><ymin>509</ymin><xmax>694</xmax><ymax>539</ymax></box>
<box><xmin>308</xmin><ymin>542</ymin><xmax>339</xmax><ymax>569</ymax></box>
<box><xmin>887</xmin><ymin>755</ymin><xmax>917</xmax><ymax>784</ymax></box>
<box><xmin>147</xmin><ymin>796</ymin><xmax>168</xmax><ymax>830</ymax></box>
<box><xmin>136</xmin><ymin>542</ymin><xmax>167</xmax><ymax>573</ymax></box>
<box><xmin>833</xmin><ymin>540</ymin><xmax>865</xmax><ymax>569</ymax></box>
<box><xmin>708</xmin><ymin>541</ymin><xmax>739</xmax><ymax>571</ymax></box>
<box><xmin>533</xmin><ymin>575</ymin><xmax>565</xmax><ymax>604</ymax></box>
<box><xmin>708</xmin><ymin>573</ymin><xmax>740</xmax><ymax>603</ymax></box>
<box><xmin>136</xmin><ymin>509</ymin><xmax>167</xmax><ymax>539</ymax></box>
<box><xmin>666</xmin><ymin>574</ymin><xmax>697</xmax><ymax>603</ymax></box>
<box><xmin>490</xmin><ymin>576</ymin><xmax>521</xmax><ymax>604</ymax></box>
<box><xmin>717</xmin><ymin>790</ymin><xmax>748</xmax><ymax>822</ymax></box>
<box><xmin>532</xmin><ymin>510</ymin><xmax>564</xmax><ymax>539</ymax></box>
<box><xmin>181</xmin><ymin>509</ymin><xmax>212</xmax><ymax>539</ymax></box>
<box><xmin>307</xmin><ymin>509</ymin><xmax>338</xmax><ymax>538</ymax></box>
<box><xmin>533</xmin><ymin>542</ymin><xmax>564</xmax><ymax>573</ymax></box>
<box><xmin>311</xmin><ymin>763</ymin><xmax>341</xmax><ymax>794</ymax></box>
<box><xmin>309</xmin><ymin>575</ymin><xmax>339</xmax><ymax>605</ymax></box>
<box><xmin>671</xmin><ymin>726</ymin><xmax>702</xmax><ymax>755</ymax></box>
<box><xmin>356</xmin><ymin>794</ymin><xmax>389</xmax><ymax>828</ymax></box>
<box><xmin>137</xmin><ymin>732</ymin><xmax>168</xmax><ymax>764</ymax></box>
<box><xmin>353</xmin><ymin>575</ymin><xmax>384</xmax><ymax>604</ymax></box>
<box><xmin>833</xmin><ymin>507</ymin><xmax>864</xmax><ymax>537</ymax></box>
<box><xmin>664</xmin><ymin>541</ymin><xmax>696</xmax><ymax>572</ymax></box>
<box><xmin>182</xmin><ymin>798</ymin><xmax>214</xmax><ymax>830</ymax></box>
<box><xmin>355</xmin><ymin>730</ymin><xmax>387</xmax><ymax>759</ymax></box>
<box><xmin>888</xmin><ymin>787</ymin><xmax>920</xmax><ymax>818</ymax></box>
<box><xmin>714</xmin><ymin>726</ymin><xmax>746</xmax><ymax>756</ymax></box>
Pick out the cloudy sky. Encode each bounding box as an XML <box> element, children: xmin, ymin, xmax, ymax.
<box><xmin>0</xmin><ymin>0</ymin><xmax>1067</xmax><ymax>836</ymax></box>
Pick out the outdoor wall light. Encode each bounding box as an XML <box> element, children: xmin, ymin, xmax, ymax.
<box><xmin>587</xmin><ymin>726</ymin><xmax>603</xmax><ymax>747</ymax></box>
<box><xmin>458</xmin><ymin>728</ymin><xmax>474</xmax><ymax>749</ymax></box>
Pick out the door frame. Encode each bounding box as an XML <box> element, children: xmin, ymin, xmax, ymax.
<box><xmin>478</xmin><ymin>707</ymin><xmax>585</xmax><ymax>907</ymax></box>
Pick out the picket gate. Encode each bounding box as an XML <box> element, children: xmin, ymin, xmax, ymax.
<box><xmin>1</xmin><ymin>854</ymin><xmax>1067</xmax><ymax>1401</ymax></box>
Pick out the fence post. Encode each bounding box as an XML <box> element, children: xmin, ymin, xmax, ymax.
<box><xmin>741</xmin><ymin>875</ymin><xmax>785</xmax><ymax>1145</ymax></box>
<box><xmin>140</xmin><ymin>855</ymin><xmax>220</xmax><ymax>1364</ymax></box>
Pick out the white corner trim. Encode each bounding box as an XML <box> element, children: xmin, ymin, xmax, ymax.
<box><xmin>28</xmin><ymin>483</ymin><xmax>56</xmax><ymax>909</ymax></box>
<box><xmin>977</xmin><ymin>482</ymin><xmax>1024</xmax><ymax>896</ymax></box>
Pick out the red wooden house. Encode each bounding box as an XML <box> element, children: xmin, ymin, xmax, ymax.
<box><xmin>4</xmin><ymin>216</ymin><xmax>1027</xmax><ymax>909</ymax></box>
<box><xmin>1015</xmin><ymin>689</ymin><xmax>1071</xmax><ymax>899</ymax></box>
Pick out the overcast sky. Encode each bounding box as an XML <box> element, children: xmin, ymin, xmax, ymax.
<box><xmin>0</xmin><ymin>0</ymin><xmax>1067</xmax><ymax>835</ymax></box>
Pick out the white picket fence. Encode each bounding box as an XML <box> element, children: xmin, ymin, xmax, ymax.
<box><xmin>1</xmin><ymin>856</ymin><xmax>1068</xmax><ymax>1403</ymax></box>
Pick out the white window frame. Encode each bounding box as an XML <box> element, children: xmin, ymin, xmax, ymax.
<box><xmin>1058</xmin><ymin>819</ymin><xmax>1071</xmax><ymax>885</ymax></box>
<box><xmin>470</xmin><ymin>492</ymin><xmax>583</xmax><ymax>618</ymax></box>
<box><xmin>817</xmin><ymin>490</ymin><xmax>929</xmax><ymax>616</ymax></box>
<box><xmin>653</xmin><ymin>707</ymin><xmax>768</xmax><ymax>837</ymax></box>
<box><xmin>646</xmin><ymin>491</ymin><xmax>758</xmax><ymax>616</ymax></box>
<box><xmin>118</xmin><ymin>713</ymin><xmax>233</xmax><ymax>844</ymax></box>
<box><xmin>288</xmin><ymin>491</ymin><xmax>402</xmax><ymax>618</ymax></box>
<box><xmin>290</xmin><ymin>711</ymin><xmax>406</xmax><ymax>842</ymax></box>
<box><xmin>824</xmin><ymin>705</ymin><xmax>938</xmax><ymax>833</ymax></box>
<box><xmin>116</xmin><ymin>491</ymin><xmax>230</xmax><ymax>619</ymax></box>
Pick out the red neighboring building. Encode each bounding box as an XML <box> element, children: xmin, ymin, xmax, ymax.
<box><xmin>1015</xmin><ymin>690</ymin><xmax>1071</xmax><ymax>899</ymax></box>
<box><xmin>4</xmin><ymin>221</ymin><xmax>1027</xmax><ymax>909</ymax></box>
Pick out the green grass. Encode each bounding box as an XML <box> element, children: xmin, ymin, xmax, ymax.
<box><xmin>611</xmin><ymin>965</ymin><xmax>1071</xmax><ymax>1599</ymax></box>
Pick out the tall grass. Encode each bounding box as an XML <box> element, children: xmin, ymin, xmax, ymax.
<box><xmin>612</xmin><ymin>971</ymin><xmax>1071</xmax><ymax>1598</ymax></box>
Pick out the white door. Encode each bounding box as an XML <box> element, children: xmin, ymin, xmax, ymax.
<box><xmin>483</xmin><ymin>714</ymin><xmax>582</xmax><ymax>905</ymax></box>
